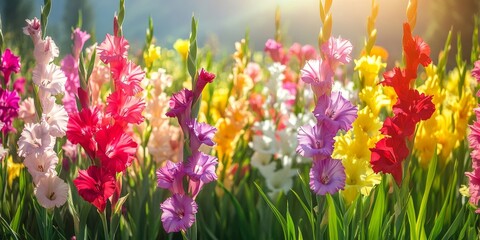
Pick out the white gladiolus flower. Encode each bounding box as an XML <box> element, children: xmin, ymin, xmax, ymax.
<box><xmin>34</xmin><ymin>175</ymin><xmax>68</xmax><ymax>209</ymax></box>
<box><xmin>24</xmin><ymin>151</ymin><xmax>59</xmax><ymax>184</ymax></box>
<box><xmin>0</xmin><ymin>145</ymin><xmax>7</xmax><ymax>161</ymax></box>
<box><xmin>249</xmin><ymin>134</ymin><xmax>277</xmax><ymax>155</ymax></box>
<box><xmin>18</xmin><ymin>97</ymin><xmax>37</xmax><ymax>124</ymax></box>
<box><xmin>18</xmin><ymin>121</ymin><xmax>55</xmax><ymax>157</ymax></box>
<box><xmin>33</xmin><ymin>37</ymin><xmax>59</xmax><ymax>65</ymax></box>
<box><xmin>32</xmin><ymin>63</ymin><xmax>66</xmax><ymax>95</ymax></box>
<box><xmin>41</xmin><ymin>97</ymin><xmax>69</xmax><ymax>137</ymax></box>
<box><xmin>250</xmin><ymin>151</ymin><xmax>275</xmax><ymax>175</ymax></box>
<box><xmin>264</xmin><ymin>166</ymin><xmax>298</xmax><ymax>199</ymax></box>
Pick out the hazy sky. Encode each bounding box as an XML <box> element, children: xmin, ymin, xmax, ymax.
<box><xmin>38</xmin><ymin>0</ymin><xmax>429</xmax><ymax>61</ymax></box>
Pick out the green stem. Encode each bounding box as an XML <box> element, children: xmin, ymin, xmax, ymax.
<box><xmin>100</xmin><ymin>210</ymin><xmax>110</xmax><ymax>240</ymax></box>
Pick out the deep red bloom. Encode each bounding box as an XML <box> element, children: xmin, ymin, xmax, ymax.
<box><xmin>110</xmin><ymin>60</ymin><xmax>144</xmax><ymax>96</ymax></box>
<box><xmin>66</xmin><ymin>106</ymin><xmax>102</xmax><ymax>159</ymax></box>
<box><xmin>380</xmin><ymin>115</ymin><xmax>416</xmax><ymax>138</ymax></box>
<box><xmin>370</xmin><ymin>136</ymin><xmax>409</xmax><ymax>185</ymax></box>
<box><xmin>381</xmin><ymin>67</ymin><xmax>409</xmax><ymax>98</ymax></box>
<box><xmin>0</xmin><ymin>48</ymin><xmax>21</xmax><ymax>86</ymax></box>
<box><xmin>193</xmin><ymin>68</ymin><xmax>215</xmax><ymax>104</ymax></box>
<box><xmin>95</xmin><ymin>124</ymin><xmax>137</xmax><ymax>173</ymax></box>
<box><xmin>403</xmin><ymin>22</ymin><xmax>431</xmax><ymax>79</ymax></box>
<box><xmin>106</xmin><ymin>91</ymin><xmax>145</xmax><ymax>125</ymax></box>
<box><xmin>73</xmin><ymin>166</ymin><xmax>116</xmax><ymax>212</ymax></box>
<box><xmin>392</xmin><ymin>89</ymin><xmax>435</xmax><ymax>124</ymax></box>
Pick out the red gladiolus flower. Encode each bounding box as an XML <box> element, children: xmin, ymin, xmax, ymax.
<box><xmin>370</xmin><ymin>136</ymin><xmax>409</xmax><ymax>185</ymax></box>
<box><xmin>73</xmin><ymin>166</ymin><xmax>116</xmax><ymax>212</ymax></box>
<box><xmin>380</xmin><ymin>115</ymin><xmax>416</xmax><ymax>138</ymax></box>
<box><xmin>66</xmin><ymin>106</ymin><xmax>102</xmax><ymax>159</ymax></box>
<box><xmin>193</xmin><ymin>68</ymin><xmax>215</xmax><ymax>104</ymax></box>
<box><xmin>392</xmin><ymin>89</ymin><xmax>435</xmax><ymax>124</ymax></box>
<box><xmin>106</xmin><ymin>91</ymin><xmax>145</xmax><ymax>125</ymax></box>
<box><xmin>403</xmin><ymin>22</ymin><xmax>431</xmax><ymax>79</ymax></box>
<box><xmin>110</xmin><ymin>60</ymin><xmax>144</xmax><ymax>96</ymax></box>
<box><xmin>95</xmin><ymin>124</ymin><xmax>137</xmax><ymax>173</ymax></box>
<box><xmin>381</xmin><ymin>67</ymin><xmax>409</xmax><ymax>98</ymax></box>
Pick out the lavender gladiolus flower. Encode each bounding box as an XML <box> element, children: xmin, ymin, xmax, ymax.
<box><xmin>160</xmin><ymin>194</ymin><xmax>198</xmax><ymax>233</ymax></box>
<box><xmin>296</xmin><ymin>122</ymin><xmax>336</xmax><ymax>161</ymax></box>
<box><xmin>309</xmin><ymin>158</ymin><xmax>346</xmax><ymax>195</ymax></box>
<box><xmin>313</xmin><ymin>91</ymin><xmax>358</xmax><ymax>132</ymax></box>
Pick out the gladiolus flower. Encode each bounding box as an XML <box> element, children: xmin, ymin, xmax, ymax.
<box><xmin>18</xmin><ymin>120</ymin><xmax>55</xmax><ymax>157</ymax></box>
<box><xmin>97</xmin><ymin>34</ymin><xmax>129</xmax><ymax>64</ymax></box>
<box><xmin>313</xmin><ymin>91</ymin><xmax>358</xmax><ymax>132</ymax></box>
<box><xmin>156</xmin><ymin>161</ymin><xmax>185</xmax><ymax>194</ymax></box>
<box><xmin>392</xmin><ymin>89</ymin><xmax>435</xmax><ymax>124</ymax></box>
<box><xmin>106</xmin><ymin>91</ymin><xmax>145</xmax><ymax>125</ymax></box>
<box><xmin>309</xmin><ymin>158</ymin><xmax>346</xmax><ymax>195</ymax></box>
<box><xmin>23</xmin><ymin>18</ymin><xmax>42</xmax><ymax>43</ymax></box>
<box><xmin>32</xmin><ymin>63</ymin><xmax>67</xmax><ymax>95</ymax></box>
<box><xmin>472</xmin><ymin>60</ymin><xmax>480</xmax><ymax>82</ymax></box>
<box><xmin>0</xmin><ymin>88</ymin><xmax>20</xmax><ymax>133</ymax></box>
<box><xmin>42</xmin><ymin>97</ymin><xmax>69</xmax><ymax>137</ymax></box>
<box><xmin>296</xmin><ymin>122</ymin><xmax>336</xmax><ymax>161</ymax></box>
<box><xmin>321</xmin><ymin>36</ymin><xmax>353</xmax><ymax>68</ymax></box>
<box><xmin>34</xmin><ymin>175</ymin><xmax>69</xmax><ymax>209</ymax></box>
<box><xmin>370</xmin><ymin>137</ymin><xmax>409</xmax><ymax>185</ymax></box>
<box><xmin>301</xmin><ymin>59</ymin><xmax>334</xmax><ymax>97</ymax></box>
<box><xmin>24</xmin><ymin>151</ymin><xmax>59</xmax><ymax>184</ymax></box>
<box><xmin>72</xmin><ymin>28</ymin><xmax>90</xmax><ymax>59</ymax></box>
<box><xmin>73</xmin><ymin>166</ymin><xmax>116</xmax><ymax>212</ymax></box>
<box><xmin>193</xmin><ymin>68</ymin><xmax>215</xmax><ymax>104</ymax></box>
<box><xmin>66</xmin><ymin>107</ymin><xmax>102</xmax><ymax>159</ymax></box>
<box><xmin>187</xmin><ymin>119</ymin><xmax>216</xmax><ymax>151</ymax></box>
<box><xmin>110</xmin><ymin>60</ymin><xmax>145</xmax><ymax>96</ymax></box>
<box><xmin>0</xmin><ymin>48</ymin><xmax>21</xmax><ymax>85</ymax></box>
<box><xmin>160</xmin><ymin>194</ymin><xmax>198</xmax><ymax>233</ymax></box>
<box><xmin>95</xmin><ymin>124</ymin><xmax>137</xmax><ymax>173</ymax></box>
<box><xmin>34</xmin><ymin>37</ymin><xmax>60</xmax><ymax>65</ymax></box>
<box><xmin>166</xmin><ymin>88</ymin><xmax>193</xmax><ymax>125</ymax></box>
<box><xmin>403</xmin><ymin>23</ymin><xmax>431</xmax><ymax>79</ymax></box>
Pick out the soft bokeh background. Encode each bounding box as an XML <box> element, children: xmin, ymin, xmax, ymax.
<box><xmin>1</xmin><ymin>0</ymin><xmax>479</xmax><ymax>66</ymax></box>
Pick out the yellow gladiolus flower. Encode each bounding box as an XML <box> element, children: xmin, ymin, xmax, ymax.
<box><xmin>7</xmin><ymin>156</ymin><xmax>24</xmax><ymax>187</ymax></box>
<box><xmin>354</xmin><ymin>55</ymin><xmax>386</xmax><ymax>87</ymax></box>
<box><xmin>173</xmin><ymin>39</ymin><xmax>190</xmax><ymax>60</ymax></box>
<box><xmin>143</xmin><ymin>44</ymin><xmax>161</xmax><ymax>68</ymax></box>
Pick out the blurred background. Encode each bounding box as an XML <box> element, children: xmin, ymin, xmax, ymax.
<box><xmin>1</xmin><ymin>0</ymin><xmax>479</xmax><ymax>67</ymax></box>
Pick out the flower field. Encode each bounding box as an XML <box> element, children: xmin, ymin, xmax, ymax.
<box><xmin>1</xmin><ymin>0</ymin><xmax>480</xmax><ymax>239</ymax></box>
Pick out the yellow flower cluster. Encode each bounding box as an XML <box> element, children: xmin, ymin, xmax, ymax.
<box><xmin>173</xmin><ymin>39</ymin><xmax>190</xmax><ymax>61</ymax></box>
<box><xmin>333</xmin><ymin>107</ymin><xmax>383</xmax><ymax>203</ymax></box>
<box><xmin>7</xmin><ymin>156</ymin><xmax>24</xmax><ymax>187</ymax></box>
<box><xmin>333</xmin><ymin>53</ymin><xmax>388</xmax><ymax>203</ymax></box>
<box><xmin>143</xmin><ymin>44</ymin><xmax>161</xmax><ymax>69</ymax></box>
<box><xmin>414</xmin><ymin>64</ymin><xmax>477</xmax><ymax>167</ymax></box>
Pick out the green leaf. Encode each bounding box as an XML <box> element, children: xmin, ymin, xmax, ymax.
<box><xmin>416</xmin><ymin>150</ymin><xmax>437</xmax><ymax>240</ymax></box>
<box><xmin>368</xmin><ymin>183</ymin><xmax>386</xmax><ymax>239</ymax></box>
<box><xmin>86</xmin><ymin>48</ymin><xmax>96</xmax><ymax>83</ymax></box>
<box><xmin>218</xmin><ymin>182</ymin><xmax>251</xmax><ymax>240</ymax></box>
<box><xmin>406</xmin><ymin>196</ymin><xmax>417</xmax><ymax>240</ymax></box>
<box><xmin>326</xmin><ymin>194</ymin><xmax>343</xmax><ymax>240</ymax></box>
<box><xmin>440</xmin><ymin>208</ymin><xmax>465</xmax><ymax>240</ymax></box>
<box><xmin>255</xmin><ymin>182</ymin><xmax>287</xmax><ymax>240</ymax></box>
<box><xmin>286</xmin><ymin>202</ymin><xmax>296</xmax><ymax>240</ymax></box>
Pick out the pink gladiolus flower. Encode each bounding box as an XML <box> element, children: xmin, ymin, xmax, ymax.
<box><xmin>72</xmin><ymin>28</ymin><xmax>90</xmax><ymax>59</ymax></box>
<box><xmin>472</xmin><ymin>60</ymin><xmax>480</xmax><ymax>82</ymax></box>
<box><xmin>0</xmin><ymin>48</ymin><xmax>21</xmax><ymax>85</ymax></box>
<box><xmin>18</xmin><ymin>97</ymin><xmax>36</xmax><ymax>124</ymax></box>
<box><xmin>23</xmin><ymin>18</ymin><xmax>42</xmax><ymax>44</ymax></box>
<box><xmin>34</xmin><ymin>175</ymin><xmax>69</xmax><ymax>209</ymax></box>
<box><xmin>296</xmin><ymin>122</ymin><xmax>336</xmax><ymax>161</ymax></box>
<box><xmin>466</xmin><ymin>168</ymin><xmax>480</xmax><ymax>206</ymax></box>
<box><xmin>34</xmin><ymin>37</ymin><xmax>60</xmax><ymax>65</ymax></box>
<box><xmin>95</xmin><ymin>124</ymin><xmax>137</xmax><ymax>173</ymax></box>
<box><xmin>106</xmin><ymin>91</ymin><xmax>145</xmax><ymax>125</ymax></box>
<box><xmin>156</xmin><ymin>160</ymin><xmax>185</xmax><ymax>195</ymax></box>
<box><xmin>313</xmin><ymin>91</ymin><xmax>358</xmax><ymax>132</ymax></box>
<box><xmin>160</xmin><ymin>194</ymin><xmax>198</xmax><ymax>233</ymax></box>
<box><xmin>73</xmin><ymin>166</ymin><xmax>116</xmax><ymax>212</ymax></box>
<box><xmin>321</xmin><ymin>36</ymin><xmax>353</xmax><ymax>68</ymax></box>
<box><xmin>13</xmin><ymin>77</ymin><xmax>26</xmax><ymax>94</ymax></box>
<box><xmin>245</xmin><ymin>62</ymin><xmax>262</xmax><ymax>83</ymax></box>
<box><xmin>110</xmin><ymin>60</ymin><xmax>145</xmax><ymax>96</ymax></box>
<box><xmin>264</xmin><ymin>39</ymin><xmax>288</xmax><ymax>64</ymax></box>
<box><xmin>18</xmin><ymin>120</ymin><xmax>54</xmax><ymax>157</ymax></box>
<box><xmin>32</xmin><ymin>63</ymin><xmax>67</xmax><ymax>95</ymax></box>
<box><xmin>97</xmin><ymin>34</ymin><xmax>129</xmax><ymax>64</ymax></box>
<box><xmin>301</xmin><ymin>59</ymin><xmax>334</xmax><ymax>97</ymax></box>
<box><xmin>166</xmin><ymin>88</ymin><xmax>193</xmax><ymax>124</ymax></box>
<box><xmin>309</xmin><ymin>158</ymin><xmax>346</xmax><ymax>195</ymax></box>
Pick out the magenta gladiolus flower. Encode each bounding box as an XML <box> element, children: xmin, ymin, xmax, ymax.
<box><xmin>193</xmin><ymin>68</ymin><xmax>215</xmax><ymax>104</ymax></box>
<box><xmin>321</xmin><ymin>36</ymin><xmax>353</xmax><ymax>68</ymax></box>
<box><xmin>313</xmin><ymin>91</ymin><xmax>358</xmax><ymax>132</ymax></box>
<box><xmin>188</xmin><ymin>119</ymin><xmax>216</xmax><ymax>151</ymax></box>
<box><xmin>466</xmin><ymin>168</ymin><xmax>480</xmax><ymax>205</ymax></box>
<box><xmin>264</xmin><ymin>39</ymin><xmax>288</xmax><ymax>64</ymax></box>
<box><xmin>0</xmin><ymin>88</ymin><xmax>20</xmax><ymax>133</ymax></box>
<box><xmin>0</xmin><ymin>49</ymin><xmax>21</xmax><ymax>86</ymax></box>
<box><xmin>156</xmin><ymin>161</ymin><xmax>185</xmax><ymax>195</ymax></box>
<box><xmin>166</xmin><ymin>88</ymin><xmax>193</xmax><ymax>128</ymax></box>
<box><xmin>472</xmin><ymin>60</ymin><xmax>480</xmax><ymax>82</ymax></box>
<box><xmin>13</xmin><ymin>77</ymin><xmax>26</xmax><ymax>95</ymax></box>
<box><xmin>301</xmin><ymin>59</ymin><xmax>334</xmax><ymax>97</ymax></box>
<box><xmin>309</xmin><ymin>158</ymin><xmax>346</xmax><ymax>195</ymax></box>
<box><xmin>160</xmin><ymin>194</ymin><xmax>198</xmax><ymax>233</ymax></box>
<box><xmin>296</xmin><ymin>122</ymin><xmax>336</xmax><ymax>161</ymax></box>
